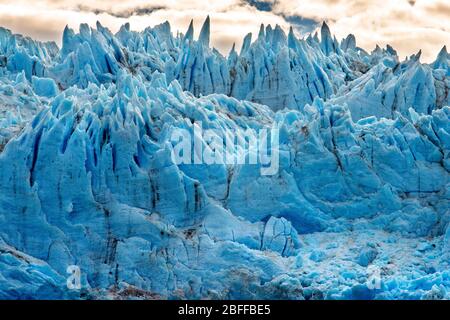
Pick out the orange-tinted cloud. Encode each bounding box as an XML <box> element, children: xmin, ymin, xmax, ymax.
<box><xmin>0</xmin><ymin>0</ymin><xmax>448</xmax><ymax>62</ymax></box>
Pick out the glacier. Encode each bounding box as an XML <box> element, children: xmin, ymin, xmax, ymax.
<box><xmin>0</xmin><ymin>17</ymin><xmax>449</xmax><ymax>300</ymax></box>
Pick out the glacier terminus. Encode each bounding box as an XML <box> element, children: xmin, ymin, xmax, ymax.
<box><xmin>0</xmin><ymin>16</ymin><xmax>449</xmax><ymax>300</ymax></box>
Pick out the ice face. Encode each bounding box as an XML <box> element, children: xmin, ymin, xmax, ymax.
<box><xmin>0</xmin><ymin>20</ymin><xmax>449</xmax><ymax>300</ymax></box>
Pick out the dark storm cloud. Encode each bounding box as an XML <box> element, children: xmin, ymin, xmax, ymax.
<box><xmin>241</xmin><ymin>1</ymin><xmax>319</xmax><ymax>33</ymax></box>
<box><xmin>243</xmin><ymin>0</ymin><xmax>274</xmax><ymax>12</ymax></box>
<box><xmin>282</xmin><ymin>15</ymin><xmax>319</xmax><ymax>33</ymax></box>
<box><xmin>75</xmin><ymin>4</ymin><xmax>167</xmax><ymax>18</ymax></box>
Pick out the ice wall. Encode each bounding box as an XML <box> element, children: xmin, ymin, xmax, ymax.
<box><xmin>0</xmin><ymin>19</ymin><xmax>449</xmax><ymax>299</ymax></box>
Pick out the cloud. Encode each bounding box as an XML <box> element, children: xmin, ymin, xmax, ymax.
<box><xmin>0</xmin><ymin>0</ymin><xmax>448</xmax><ymax>62</ymax></box>
<box><xmin>270</xmin><ymin>0</ymin><xmax>449</xmax><ymax>61</ymax></box>
<box><xmin>0</xmin><ymin>14</ymin><xmax>62</xmax><ymax>43</ymax></box>
<box><xmin>419</xmin><ymin>0</ymin><xmax>450</xmax><ymax>19</ymax></box>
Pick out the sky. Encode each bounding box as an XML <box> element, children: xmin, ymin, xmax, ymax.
<box><xmin>0</xmin><ymin>0</ymin><xmax>449</xmax><ymax>62</ymax></box>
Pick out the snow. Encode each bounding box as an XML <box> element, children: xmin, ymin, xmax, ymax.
<box><xmin>0</xmin><ymin>19</ymin><xmax>449</xmax><ymax>300</ymax></box>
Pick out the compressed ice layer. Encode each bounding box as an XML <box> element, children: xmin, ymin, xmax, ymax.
<box><xmin>0</xmin><ymin>19</ymin><xmax>449</xmax><ymax>300</ymax></box>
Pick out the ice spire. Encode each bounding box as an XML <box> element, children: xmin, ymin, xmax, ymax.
<box><xmin>313</xmin><ymin>31</ymin><xmax>319</xmax><ymax>43</ymax></box>
<box><xmin>321</xmin><ymin>22</ymin><xmax>331</xmax><ymax>39</ymax></box>
<box><xmin>198</xmin><ymin>16</ymin><xmax>210</xmax><ymax>47</ymax></box>
<box><xmin>184</xmin><ymin>19</ymin><xmax>194</xmax><ymax>43</ymax></box>
<box><xmin>432</xmin><ymin>45</ymin><xmax>449</xmax><ymax>70</ymax></box>
<box><xmin>258</xmin><ymin>24</ymin><xmax>265</xmax><ymax>41</ymax></box>
<box><xmin>320</xmin><ymin>21</ymin><xmax>334</xmax><ymax>55</ymax></box>
<box><xmin>386</xmin><ymin>44</ymin><xmax>397</xmax><ymax>56</ymax></box>
<box><xmin>229</xmin><ymin>42</ymin><xmax>236</xmax><ymax>55</ymax></box>
<box><xmin>411</xmin><ymin>49</ymin><xmax>422</xmax><ymax>62</ymax></box>
<box><xmin>438</xmin><ymin>45</ymin><xmax>448</xmax><ymax>57</ymax></box>
<box><xmin>228</xmin><ymin>42</ymin><xmax>238</xmax><ymax>65</ymax></box>
<box><xmin>62</xmin><ymin>25</ymin><xmax>72</xmax><ymax>45</ymax></box>
<box><xmin>96</xmin><ymin>21</ymin><xmax>104</xmax><ymax>31</ymax></box>
<box><xmin>61</xmin><ymin>25</ymin><xmax>75</xmax><ymax>57</ymax></box>
<box><xmin>288</xmin><ymin>26</ymin><xmax>297</xmax><ymax>49</ymax></box>
<box><xmin>79</xmin><ymin>23</ymin><xmax>91</xmax><ymax>39</ymax></box>
<box><xmin>341</xmin><ymin>34</ymin><xmax>356</xmax><ymax>51</ymax></box>
<box><xmin>273</xmin><ymin>25</ymin><xmax>286</xmax><ymax>46</ymax></box>
<box><xmin>265</xmin><ymin>25</ymin><xmax>273</xmax><ymax>42</ymax></box>
<box><xmin>240</xmin><ymin>32</ymin><xmax>252</xmax><ymax>55</ymax></box>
